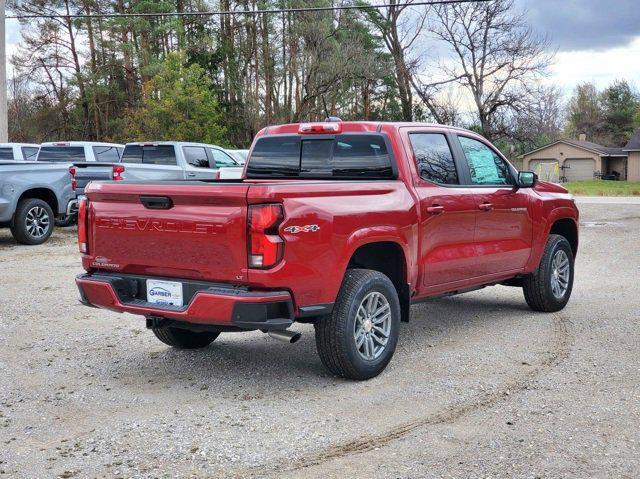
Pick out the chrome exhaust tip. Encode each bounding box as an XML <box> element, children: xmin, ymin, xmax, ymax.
<box><xmin>267</xmin><ymin>329</ymin><xmax>301</xmax><ymax>344</ymax></box>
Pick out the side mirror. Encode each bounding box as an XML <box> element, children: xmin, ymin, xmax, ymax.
<box><xmin>517</xmin><ymin>171</ymin><xmax>537</xmax><ymax>188</ymax></box>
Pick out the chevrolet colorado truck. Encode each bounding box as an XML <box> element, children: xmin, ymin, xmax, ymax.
<box><xmin>75</xmin><ymin>122</ymin><xmax>579</xmax><ymax>380</ymax></box>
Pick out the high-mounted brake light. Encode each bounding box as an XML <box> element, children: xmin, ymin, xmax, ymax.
<box><xmin>248</xmin><ymin>204</ymin><xmax>284</xmax><ymax>269</ymax></box>
<box><xmin>298</xmin><ymin>122</ymin><xmax>342</xmax><ymax>134</ymax></box>
<box><xmin>112</xmin><ymin>164</ymin><xmax>125</xmax><ymax>180</ymax></box>
<box><xmin>69</xmin><ymin>166</ymin><xmax>77</xmax><ymax>191</ymax></box>
<box><xmin>78</xmin><ymin>198</ymin><xmax>88</xmax><ymax>254</ymax></box>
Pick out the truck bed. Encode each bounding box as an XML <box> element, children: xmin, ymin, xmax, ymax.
<box><xmin>81</xmin><ymin>178</ymin><xmax>416</xmax><ymax>309</ymax></box>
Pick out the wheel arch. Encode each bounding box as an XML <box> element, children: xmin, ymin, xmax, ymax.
<box><xmin>16</xmin><ymin>188</ymin><xmax>59</xmax><ymax>216</ymax></box>
<box><xmin>345</xmin><ymin>240</ymin><xmax>411</xmax><ymax>322</ymax></box>
<box><xmin>549</xmin><ymin>217</ymin><xmax>578</xmax><ymax>257</ymax></box>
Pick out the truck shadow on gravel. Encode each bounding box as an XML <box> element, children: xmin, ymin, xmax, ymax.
<box><xmin>106</xmin><ymin>292</ymin><xmax>544</xmax><ymax>391</ymax></box>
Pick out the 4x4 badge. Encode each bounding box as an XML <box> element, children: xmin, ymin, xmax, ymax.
<box><xmin>284</xmin><ymin>224</ymin><xmax>320</xmax><ymax>234</ymax></box>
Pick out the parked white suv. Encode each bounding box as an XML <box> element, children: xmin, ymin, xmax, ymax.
<box><xmin>0</xmin><ymin>143</ymin><xmax>40</xmax><ymax>161</ymax></box>
<box><xmin>36</xmin><ymin>141</ymin><xmax>124</xmax><ymax>163</ymax></box>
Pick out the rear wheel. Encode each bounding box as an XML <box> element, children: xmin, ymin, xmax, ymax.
<box><xmin>523</xmin><ymin>234</ymin><xmax>574</xmax><ymax>312</ymax></box>
<box><xmin>152</xmin><ymin>327</ymin><xmax>219</xmax><ymax>349</ymax></box>
<box><xmin>10</xmin><ymin>198</ymin><xmax>55</xmax><ymax>245</ymax></box>
<box><xmin>315</xmin><ymin>269</ymin><xmax>401</xmax><ymax>380</ymax></box>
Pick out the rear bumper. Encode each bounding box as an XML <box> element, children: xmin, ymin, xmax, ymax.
<box><xmin>66</xmin><ymin>198</ymin><xmax>79</xmax><ymax>216</ymax></box>
<box><xmin>76</xmin><ymin>273</ymin><xmax>294</xmax><ymax>330</ymax></box>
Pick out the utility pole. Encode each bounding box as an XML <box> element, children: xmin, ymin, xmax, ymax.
<box><xmin>0</xmin><ymin>0</ymin><xmax>8</xmax><ymax>142</ymax></box>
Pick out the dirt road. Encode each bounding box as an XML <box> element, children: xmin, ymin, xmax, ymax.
<box><xmin>1</xmin><ymin>201</ymin><xmax>638</xmax><ymax>478</ymax></box>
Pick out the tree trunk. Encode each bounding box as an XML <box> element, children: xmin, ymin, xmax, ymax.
<box><xmin>116</xmin><ymin>0</ymin><xmax>135</xmax><ymax>106</ymax></box>
<box><xmin>63</xmin><ymin>0</ymin><xmax>92</xmax><ymax>139</ymax></box>
<box><xmin>84</xmin><ymin>2</ymin><xmax>101</xmax><ymax>140</ymax></box>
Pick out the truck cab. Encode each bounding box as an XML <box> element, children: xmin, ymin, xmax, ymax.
<box><xmin>119</xmin><ymin>141</ymin><xmax>243</xmax><ymax>181</ymax></box>
<box><xmin>0</xmin><ymin>143</ymin><xmax>40</xmax><ymax>161</ymax></box>
<box><xmin>37</xmin><ymin>141</ymin><xmax>124</xmax><ymax>163</ymax></box>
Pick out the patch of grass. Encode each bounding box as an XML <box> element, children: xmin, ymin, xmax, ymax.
<box><xmin>562</xmin><ymin>180</ymin><xmax>640</xmax><ymax>196</ymax></box>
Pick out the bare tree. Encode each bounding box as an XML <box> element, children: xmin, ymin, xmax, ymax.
<box><xmin>429</xmin><ymin>0</ymin><xmax>552</xmax><ymax>140</ymax></box>
<box><xmin>360</xmin><ymin>0</ymin><xmax>427</xmax><ymax>121</ymax></box>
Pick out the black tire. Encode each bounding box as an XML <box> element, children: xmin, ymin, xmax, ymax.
<box><xmin>55</xmin><ymin>214</ymin><xmax>77</xmax><ymax>227</ymax></box>
<box><xmin>10</xmin><ymin>198</ymin><xmax>55</xmax><ymax>245</ymax></box>
<box><xmin>315</xmin><ymin>268</ymin><xmax>401</xmax><ymax>380</ymax></box>
<box><xmin>152</xmin><ymin>327</ymin><xmax>219</xmax><ymax>349</ymax></box>
<box><xmin>523</xmin><ymin>234</ymin><xmax>574</xmax><ymax>312</ymax></box>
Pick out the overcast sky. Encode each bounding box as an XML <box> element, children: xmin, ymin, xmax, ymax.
<box><xmin>516</xmin><ymin>0</ymin><xmax>640</xmax><ymax>92</ymax></box>
<box><xmin>5</xmin><ymin>0</ymin><xmax>640</xmax><ymax>94</ymax></box>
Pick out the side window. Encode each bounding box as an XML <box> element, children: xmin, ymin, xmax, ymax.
<box><xmin>92</xmin><ymin>146</ymin><xmax>120</xmax><ymax>163</ymax></box>
<box><xmin>210</xmin><ymin>149</ymin><xmax>238</xmax><ymax>168</ymax></box>
<box><xmin>458</xmin><ymin>136</ymin><xmax>511</xmax><ymax>186</ymax></box>
<box><xmin>184</xmin><ymin>146</ymin><xmax>210</xmax><ymax>168</ymax></box>
<box><xmin>22</xmin><ymin>147</ymin><xmax>39</xmax><ymax>160</ymax></box>
<box><xmin>409</xmin><ymin>133</ymin><xmax>458</xmax><ymax>185</ymax></box>
<box><xmin>0</xmin><ymin>147</ymin><xmax>14</xmax><ymax>160</ymax></box>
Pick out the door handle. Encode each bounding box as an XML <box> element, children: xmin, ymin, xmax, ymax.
<box><xmin>479</xmin><ymin>202</ymin><xmax>493</xmax><ymax>211</ymax></box>
<box><xmin>140</xmin><ymin>196</ymin><xmax>173</xmax><ymax>210</ymax></box>
<box><xmin>427</xmin><ymin>205</ymin><xmax>445</xmax><ymax>215</ymax></box>
<box><xmin>187</xmin><ymin>172</ymin><xmax>197</xmax><ymax>177</ymax></box>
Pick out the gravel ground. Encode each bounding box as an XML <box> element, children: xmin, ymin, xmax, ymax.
<box><xmin>0</xmin><ymin>202</ymin><xmax>639</xmax><ymax>478</ymax></box>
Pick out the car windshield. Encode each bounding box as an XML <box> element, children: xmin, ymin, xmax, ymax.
<box><xmin>228</xmin><ymin>150</ymin><xmax>249</xmax><ymax>164</ymax></box>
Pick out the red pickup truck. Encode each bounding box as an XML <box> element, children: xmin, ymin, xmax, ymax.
<box><xmin>76</xmin><ymin>121</ymin><xmax>578</xmax><ymax>380</ymax></box>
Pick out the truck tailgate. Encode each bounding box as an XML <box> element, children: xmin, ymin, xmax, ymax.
<box><xmin>73</xmin><ymin>162</ymin><xmax>115</xmax><ymax>196</ymax></box>
<box><xmin>84</xmin><ymin>181</ymin><xmax>249</xmax><ymax>282</ymax></box>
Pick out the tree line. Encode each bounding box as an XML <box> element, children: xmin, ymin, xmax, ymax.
<box><xmin>6</xmin><ymin>0</ymin><xmax>639</xmax><ymax>154</ymax></box>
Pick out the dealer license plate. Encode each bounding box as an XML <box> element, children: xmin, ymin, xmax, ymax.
<box><xmin>146</xmin><ymin>279</ymin><xmax>183</xmax><ymax>307</ymax></box>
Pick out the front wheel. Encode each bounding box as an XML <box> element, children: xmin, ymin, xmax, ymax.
<box><xmin>523</xmin><ymin>234</ymin><xmax>574</xmax><ymax>312</ymax></box>
<box><xmin>152</xmin><ymin>327</ymin><xmax>219</xmax><ymax>349</ymax></box>
<box><xmin>315</xmin><ymin>269</ymin><xmax>401</xmax><ymax>380</ymax></box>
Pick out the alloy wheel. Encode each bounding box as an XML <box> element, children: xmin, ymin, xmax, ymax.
<box><xmin>354</xmin><ymin>291</ymin><xmax>392</xmax><ymax>361</ymax></box>
<box><xmin>550</xmin><ymin>249</ymin><xmax>570</xmax><ymax>299</ymax></box>
<box><xmin>25</xmin><ymin>206</ymin><xmax>50</xmax><ymax>239</ymax></box>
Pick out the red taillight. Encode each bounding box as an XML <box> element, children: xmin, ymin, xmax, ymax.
<box><xmin>69</xmin><ymin>166</ymin><xmax>77</xmax><ymax>191</ymax></box>
<box><xmin>112</xmin><ymin>164</ymin><xmax>125</xmax><ymax>180</ymax></box>
<box><xmin>78</xmin><ymin>198</ymin><xmax>88</xmax><ymax>254</ymax></box>
<box><xmin>248</xmin><ymin>204</ymin><xmax>284</xmax><ymax>269</ymax></box>
<box><xmin>298</xmin><ymin>122</ymin><xmax>342</xmax><ymax>134</ymax></box>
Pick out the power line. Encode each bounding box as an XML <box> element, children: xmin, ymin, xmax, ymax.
<box><xmin>6</xmin><ymin>0</ymin><xmax>490</xmax><ymax>20</ymax></box>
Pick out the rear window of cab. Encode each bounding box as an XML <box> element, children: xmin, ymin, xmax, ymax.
<box><xmin>37</xmin><ymin>146</ymin><xmax>86</xmax><ymax>162</ymax></box>
<box><xmin>246</xmin><ymin>134</ymin><xmax>395</xmax><ymax>179</ymax></box>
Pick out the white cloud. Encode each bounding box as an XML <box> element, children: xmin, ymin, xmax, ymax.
<box><xmin>547</xmin><ymin>36</ymin><xmax>640</xmax><ymax>93</ymax></box>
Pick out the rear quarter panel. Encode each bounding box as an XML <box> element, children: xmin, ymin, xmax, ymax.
<box><xmin>0</xmin><ymin>164</ymin><xmax>73</xmax><ymax>220</ymax></box>
<box><xmin>246</xmin><ymin>181</ymin><xmax>419</xmax><ymax>307</ymax></box>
